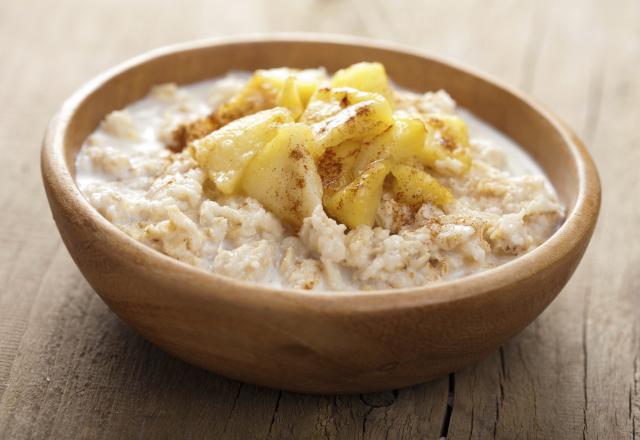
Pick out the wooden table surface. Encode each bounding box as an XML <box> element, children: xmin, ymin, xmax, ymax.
<box><xmin>1</xmin><ymin>0</ymin><xmax>638</xmax><ymax>438</ymax></box>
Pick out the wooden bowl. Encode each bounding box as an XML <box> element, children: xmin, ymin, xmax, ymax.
<box><xmin>41</xmin><ymin>35</ymin><xmax>600</xmax><ymax>394</ymax></box>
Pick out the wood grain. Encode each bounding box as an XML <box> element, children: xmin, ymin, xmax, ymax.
<box><xmin>0</xmin><ymin>0</ymin><xmax>637</xmax><ymax>439</ymax></box>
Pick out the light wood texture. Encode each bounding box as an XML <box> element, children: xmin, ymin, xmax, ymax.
<box><xmin>0</xmin><ymin>1</ymin><xmax>636</xmax><ymax>439</ymax></box>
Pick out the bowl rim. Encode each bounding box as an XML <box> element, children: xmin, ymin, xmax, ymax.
<box><xmin>41</xmin><ymin>33</ymin><xmax>601</xmax><ymax>312</ymax></box>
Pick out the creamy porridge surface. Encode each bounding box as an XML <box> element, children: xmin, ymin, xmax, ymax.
<box><xmin>76</xmin><ymin>65</ymin><xmax>564</xmax><ymax>291</ymax></box>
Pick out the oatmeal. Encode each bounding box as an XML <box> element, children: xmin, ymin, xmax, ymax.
<box><xmin>76</xmin><ymin>63</ymin><xmax>564</xmax><ymax>290</ymax></box>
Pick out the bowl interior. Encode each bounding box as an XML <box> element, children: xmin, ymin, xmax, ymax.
<box><xmin>64</xmin><ymin>39</ymin><xmax>579</xmax><ymax>214</ymax></box>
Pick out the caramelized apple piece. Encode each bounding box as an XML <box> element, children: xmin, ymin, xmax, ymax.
<box><xmin>242</xmin><ymin>123</ymin><xmax>322</xmax><ymax>228</ymax></box>
<box><xmin>191</xmin><ymin>108</ymin><xmax>293</xmax><ymax>194</ymax></box>
<box><xmin>323</xmin><ymin>160</ymin><xmax>391</xmax><ymax>229</ymax></box>
<box><xmin>390</xmin><ymin>163</ymin><xmax>453</xmax><ymax>207</ymax></box>
<box><xmin>419</xmin><ymin>114</ymin><xmax>472</xmax><ymax>173</ymax></box>
<box><xmin>331</xmin><ymin>62</ymin><xmax>394</xmax><ymax>105</ymax></box>
<box><xmin>300</xmin><ymin>87</ymin><xmax>393</xmax><ymax>158</ymax></box>
<box><xmin>276</xmin><ymin>77</ymin><xmax>304</xmax><ymax>120</ymax></box>
<box><xmin>353</xmin><ymin>116</ymin><xmax>427</xmax><ymax>174</ymax></box>
<box><xmin>317</xmin><ymin>141</ymin><xmax>360</xmax><ymax>191</ymax></box>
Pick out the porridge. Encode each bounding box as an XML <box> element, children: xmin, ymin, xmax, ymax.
<box><xmin>76</xmin><ymin>63</ymin><xmax>564</xmax><ymax>290</ymax></box>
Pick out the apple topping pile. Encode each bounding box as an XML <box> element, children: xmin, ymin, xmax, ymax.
<box><xmin>183</xmin><ymin>62</ymin><xmax>472</xmax><ymax>230</ymax></box>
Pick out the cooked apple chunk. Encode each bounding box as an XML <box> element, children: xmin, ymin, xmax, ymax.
<box><xmin>323</xmin><ymin>160</ymin><xmax>391</xmax><ymax>229</ymax></box>
<box><xmin>291</xmin><ymin>69</ymin><xmax>327</xmax><ymax>106</ymax></box>
<box><xmin>390</xmin><ymin>163</ymin><xmax>453</xmax><ymax>207</ymax></box>
<box><xmin>300</xmin><ymin>87</ymin><xmax>393</xmax><ymax>158</ymax></box>
<box><xmin>331</xmin><ymin>62</ymin><xmax>394</xmax><ymax>105</ymax></box>
<box><xmin>418</xmin><ymin>114</ymin><xmax>472</xmax><ymax>173</ymax></box>
<box><xmin>276</xmin><ymin>77</ymin><xmax>304</xmax><ymax>120</ymax></box>
<box><xmin>191</xmin><ymin>107</ymin><xmax>293</xmax><ymax>194</ymax></box>
<box><xmin>317</xmin><ymin>141</ymin><xmax>361</xmax><ymax>192</ymax></box>
<box><xmin>242</xmin><ymin>124</ymin><xmax>323</xmax><ymax>228</ymax></box>
<box><xmin>353</xmin><ymin>116</ymin><xmax>427</xmax><ymax>174</ymax></box>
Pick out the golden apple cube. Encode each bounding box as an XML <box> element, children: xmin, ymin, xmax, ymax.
<box><xmin>276</xmin><ymin>77</ymin><xmax>304</xmax><ymax>120</ymax></box>
<box><xmin>242</xmin><ymin>123</ymin><xmax>323</xmax><ymax>228</ymax></box>
<box><xmin>317</xmin><ymin>140</ymin><xmax>361</xmax><ymax>192</ymax></box>
<box><xmin>300</xmin><ymin>87</ymin><xmax>393</xmax><ymax>158</ymax></box>
<box><xmin>191</xmin><ymin>107</ymin><xmax>293</xmax><ymax>194</ymax></box>
<box><xmin>331</xmin><ymin>62</ymin><xmax>394</xmax><ymax>105</ymax></box>
<box><xmin>323</xmin><ymin>160</ymin><xmax>391</xmax><ymax>229</ymax></box>
<box><xmin>291</xmin><ymin>68</ymin><xmax>328</xmax><ymax>105</ymax></box>
<box><xmin>216</xmin><ymin>71</ymin><xmax>281</xmax><ymax>122</ymax></box>
<box><xmin>391</xmin><ymin>117</ymin><xmax>429</xmax><ymax>162</ymax></box>
<box><xmin>418</xmin><ymin>114</ymin><xmax>472</xmax><ymax>172</ymax></box>
<box><xmin>353</xmin><ymin>116</ymin><xmax>427</xmax><ymax>174</ymax></box>
<box><xmin>390</xmin><ymin>163</ymin><xmax>453</xmax><ymax>207</ymax></box>
<box><xmin>258</xmin><ymin>68</ymin><xmax>326</xmax><ymax>104</ymax></box>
